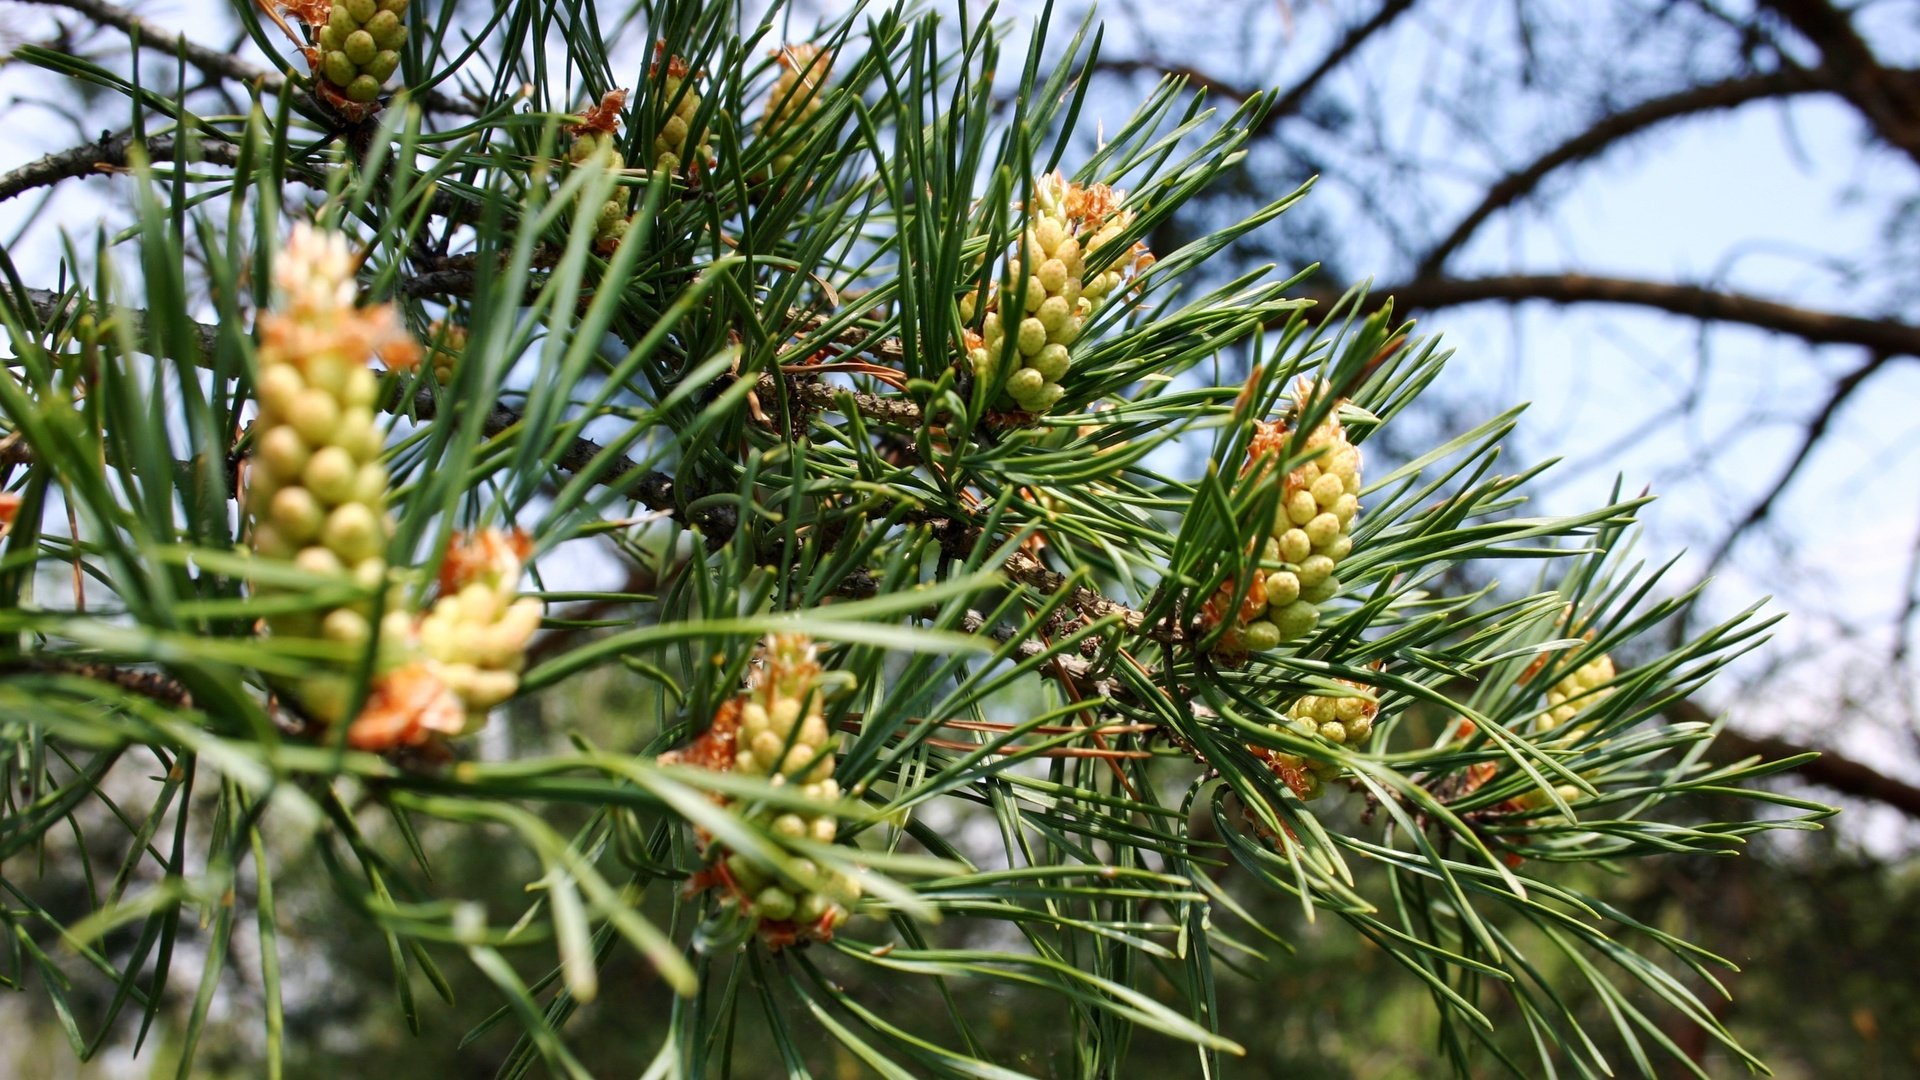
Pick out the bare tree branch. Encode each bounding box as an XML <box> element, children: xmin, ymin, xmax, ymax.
<box><xmin>1672</xmin><ymin>699</ymin><xmax>1920</xmax><ymax>820</ymax></box>
<box><xmin>1416</xmin><ymin>68</ymin><xmax>1835</xmax><ymax>277</ymax></box>
<box><xmin>1349</xmin><ymin>273</ymin><xmax>1920</xmax><ymax>357</ymax></box>
<box><xmin>1761</xmin><ymin>0</ymin><xmax>1920</xmax><ymax>170</ymax></box>
<box><xmin>1091</xmin><ymin>0</ymin><xmax>1418</xmax><ymax>130</ymax></box>
<box><xmin>1896</xmin><ymin>512</ymin><xmax>1920</xmax><ymax>672</ymax></box>
<box><xmin>1091</xmin><ymin>59</ymin><xmax>1253</xmax><ymax>102</ymax></box>
<box><xmin>1263</xmin><ymin>0</ymin><xmax>1419</xmax><ymax>132</ymax></box>
<box><xmin>1696</xmin><ymin>352</ymin><xmax>1904</xmax><ymax>579</ymax></box>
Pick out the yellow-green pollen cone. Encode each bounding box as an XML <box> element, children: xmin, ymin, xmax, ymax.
<box><xmin>1537</xmin><ymin>649</ymin><xmax>1615</xmax><ymax>738</ymax></box>
<box><xmin>715</xmin><ymin>634</ymin><xmax>861</xmax><ymax>944</ymax></box>
<box><xmin>964</xmin><ymin>172</ymin><xmax>1150</xmax><ymax>416</ymax></box>
<box><xmin>1447</xmin><ymin>717</ymin><xmax>1585</xmax><ymax>822</ymax></box>
<box><xmin>1504</xmin><ymin>645</ymin><xmax>1614</xmax><ymax>813</ymax></box>
<box><xmin>418</xmin><ymin>529</ymin><xmax>543</xmax><ymax>729</ymax></box>
<box><xmin>313</xmin><ymin>0</ymin><xmax>407</xmax><ymax>104</ymax></box>
<box><xmin>653</xmin><ymin>634</ymin><xmax>862</xmax><ymax>946</ymax></box>
<box><xmin>1259</xmin><ymin>681</ymin><xmax>1379</xmax><ymax>801</ymax></box>
<box><xmin>1205</xmin><ymin>389</ymin><xmax>1362</xmax><ymax>654</ymax></box>
<box><xmin>246</xmin><ymin>224</ymin><xmax>465</xmax><ymax>750</ymax></box>
<box><xmin>426</xmin><ymin>319</ymin><xmax>465</xmax><ymax>383</ymax></box>
<box><xmin>567</xmin><ymin>90</ymin><xmax>633</xmax><ymax>255</ymax></box>
<box><xmin>651</xmin><ymin>52</ymin><xmax>713</xmax><ymax>176</ymax></box>
<box><xmin>756</xmin><ymin>44</ymin><xmax>831</xmax><ymax>176</ymax></box>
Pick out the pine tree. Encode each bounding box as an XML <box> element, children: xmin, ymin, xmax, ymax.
<box><xmin>0</xmin><ymin>1</ymin><xmax>1829</xmax><ymax>1075</ymax></box>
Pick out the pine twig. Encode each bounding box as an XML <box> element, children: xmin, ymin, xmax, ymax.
<box><xmin>18</xmin><ymin>0</ymin><xmax>482</xmax><ymax>116</ymax></box>
<box><xmin>0</xmin><ymin>133</ymin><xmax>246</xmax><ymax>202</ymax></box>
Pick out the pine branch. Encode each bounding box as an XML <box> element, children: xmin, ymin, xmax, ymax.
<box><xmin>0</xmin><ymin>657</ymin><xmax>192</xmax><ymax>706</ymax></box>
<box><xmin>18</xmin><ymin>0</ymin><xmax>481</xmax><ymax>116</ymax></box>
<box><xmin>24</xmin><ymin>0</ymin><xmax>283</xmax><ymax>93</ymax></box>
<box><xmin>0</xmin><ymin>2</ymin><xmax>1840</xmax><ymax>1066</ymax></box>
<box><xmin>959</xmin><ymin>598</ymin><xmax>1903</xmax><ymax>824</ymax></box>
<box><xmin>0</xmin><ymin>132</ymin><xmax>244</xmax><ymax>203</ymax></box>
<box><xmin>10</xmin><ymin>287</ymin><xmax>940</xmax><ymax>546</ymax></box>
<box><xmin>780</xmin><ymin>375</ymin><xmax>923</xmax><ymax>426</ymax></box>
<box><xmin>25</xmin><ymin>271</ymin><xmax>937</xmax><ymax>438</ymax></box>
<box><xmin>18</xmin><ymin>285</ymin><xmax>222</xmax><ymax>358</ymax></box>
<box><xmin>397</xmin><ymin>266</ymin><xmax>497</xmax><ymax>298</ymax></box>
<box><xmin>984</xmin><ymin>603</ymin><xmax>1920</xmax><ymax>820</ymax></box>
<box><xmin>999</xmin><ymin>548</ymin><xmax>1160</xmax><ymax>635</ymax></box>
<box><xmin>787</xmin><ymin>311</ymin><xmax>905</xmax><ymax>366</ymax></box>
